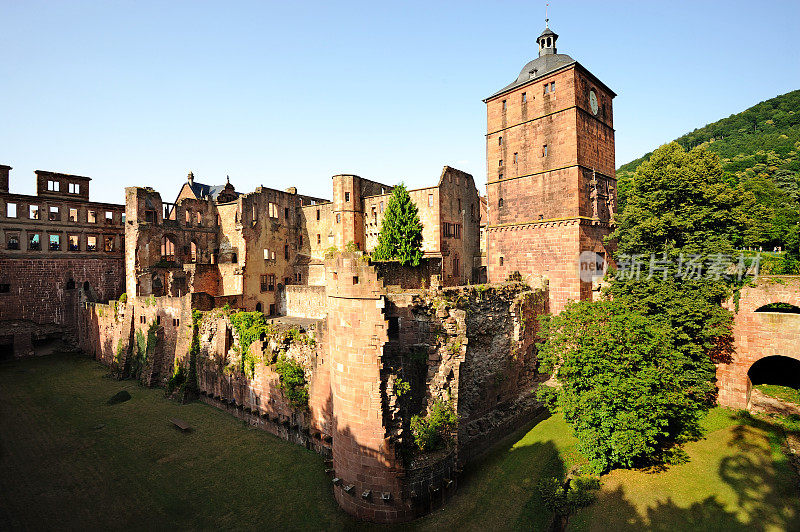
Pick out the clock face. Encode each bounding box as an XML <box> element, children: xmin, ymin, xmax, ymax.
<box><xmin>589</xmin><ymin>90</ymin><xmax>599</xmax><ymax>115</ymax></box>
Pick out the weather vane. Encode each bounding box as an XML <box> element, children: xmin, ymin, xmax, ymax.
<box><xmin>545</xmin><ymin>3</ymin><xmax>549</xmax><ymax>28</ymax></box>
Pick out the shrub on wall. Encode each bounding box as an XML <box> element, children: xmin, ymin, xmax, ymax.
<box><xmin>274</xmin><ymin>355</ymin><xmax>309</xmax><ymax>407</ymax></box>
<box><xmin>410</xmin><ymin>399</ymin><xmax>458</xmax><ymax>452</ymax></box>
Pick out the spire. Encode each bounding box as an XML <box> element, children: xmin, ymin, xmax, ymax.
<box><xmin>226</xmin><ymin>174</ymin><xmax>230</xmax><ymax>184</ymax></box>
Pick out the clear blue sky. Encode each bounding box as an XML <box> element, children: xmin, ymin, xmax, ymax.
<box><xmin>2</xmin><ymin>0</ymin><xmax>799</xmax><ymax>204</ymax></box>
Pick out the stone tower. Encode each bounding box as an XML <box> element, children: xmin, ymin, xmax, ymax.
<box><xmin>483</xmin><ymin>25</ymin><xmax>617</xmax><ymax>313</ymax></box>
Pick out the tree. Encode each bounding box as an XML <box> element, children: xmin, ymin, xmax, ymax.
<box><xmin>372</xmin><ymin>184</ymin><xmax>424</xmax><ymax>266</ymax></box>
<box><xmin>538</xmin><ymin>300</ymin><xmax>700</xmax><ymax>472</ymax></box>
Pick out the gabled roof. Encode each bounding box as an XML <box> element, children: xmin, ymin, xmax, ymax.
<box><xmin>187</xmin><ymin>181</ymin><xmax>240</xmax><ymax>201</ymax></box>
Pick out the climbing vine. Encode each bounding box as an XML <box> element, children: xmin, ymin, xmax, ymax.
<box><xmin>274</xmin><ymin>355</ymin><xmax>309</xmax><ymax>407</ymax></box>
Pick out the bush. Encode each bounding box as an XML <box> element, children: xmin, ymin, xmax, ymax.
<box><xmin>274</xmin><ymin>356</ymin><xmax>308</xmax><ymax>407</ymax></box>
<box><xmin>410</xmin><ymin>399</ymin><xmax>458</xmax><ymax>451</ymax></box>
<box><xmin>538</xmin><ymin>476</ymin><xmax>599</xmax><ymax>518</ymax></box>
<box><xmin>118</xmin><ymin>292</ymin><xmax>127</xmax><ymax>304</ymax></box>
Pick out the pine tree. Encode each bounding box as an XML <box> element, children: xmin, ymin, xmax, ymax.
<box><xmin>372</xmin><ymin>184</ymin><xmax>423</xmax><ymax>266</ymax></box>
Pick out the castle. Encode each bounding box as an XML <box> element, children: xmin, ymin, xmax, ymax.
<box><xmin>1</xmin><ymin>25</ymin><xmax>795</xmax><ymax>524</ymax></box>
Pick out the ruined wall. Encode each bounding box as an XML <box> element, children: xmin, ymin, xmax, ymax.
<box><xmin>281</xmin><ymin>285</ymin><xmax>327</xmax><ymax>319</ymax></box>
<box><xmin>0</xmin><ymin>257</ymin><xmax>124</xmax><ymax>328</ymax></box>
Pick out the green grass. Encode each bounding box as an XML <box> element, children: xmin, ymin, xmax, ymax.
<box><xmin>2</xmin><ymin>355</ymin><xmax>798</xmax><ymax>531</ymax></box>
<box><xmin>570</xmin><ymin>408</ymin><xmax>800</xmax><ymax>531</ymax></box>
<box><xmin>754</xmin><ymin>384</ymin><xmax>800</xmax><ymax>406</ymax></box>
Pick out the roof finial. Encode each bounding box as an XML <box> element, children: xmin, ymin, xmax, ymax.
<box><xmin>545</xmin><ymin>3</ymin><xmax>549</xmax><ymax>28</ymax></box>
<box><xmin>226</xmin><ymin>174</ymin><xmax>230</xmax><ymax>184</ymax></box>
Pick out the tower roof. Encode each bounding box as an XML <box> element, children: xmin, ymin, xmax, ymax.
<box><xmin>485</xmin><ymin>53</ymin><xmax>576</xmax><ymax>100</ymax></box>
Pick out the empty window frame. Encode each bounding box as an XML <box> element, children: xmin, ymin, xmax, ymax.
<box><xmin>87</xmin><ymin>235</ymin><xmax>97</xmax><ymax>251</ymax></box>
<box><xmin>69</xmin><ymin>208</ymin><xmax>78</xmax><ymax>222</ymax></box>
<box><xmin>501</xmin><ymin>99</ymin><xmax>507</xmax><ymax>111</ymax></box>
<box><xmin>317</xmin><ymin>234</ymin><xmax>321</xmax><ymax>245</ymax></box>
<box><xmin>316</xmin><ymin>209</ymin><xmax>320</xmax><ymax>221</ymax></box>
<box><xmin>284</xmin><ymin>244</ymin><xmax>290</xmax><ymax>260</ymax></box>
<box><xmin>442</xmin><ymin>222</ymin><xmax>462</xmax><ymax>239</ymax></box>
<box><xmin>263</xmin><ymin>248</ymin><xmax>276</xmax><ymax>261</ymax></box>
<box><xmin>514</xmin><ymin>152</ymin><xmax>518</xmax><ymax>164</ymax></box>
<box><xmin>428</xmin><ymin>194</ymin><xmax>434</xmax><ymax>207</ymax></box>
<box><xmin>47</xmin><ymin>180</ymin><xmax>59</xmax><ymax>192</ymax></box>
<box><xmin>6</xmin><ymin>202</ymin><xmax>16</xmax><ymax>218</ymax></box>
<box><xmin>522</xmin><ymin>92</ymin><xmax>527</xmax><ymax>103</ymax></box>
<box><xmin>68</xmin><ymin>234</ymin><xmax>80</xmax><ymax>251</ymax></box>
<box><xmin>104</xmin><ymin>235</ymin><xmax>115</xmax><ymax>252</ymax></box>
<box><xmin>6</xmin><ymin>233</ymin><xmax>19</xmax><ymax>250</ymax></box>
<box><xmin>260</xmin><ymin>274</ymin><xmax>276</xmax><ymax>292</ymax></box>
<box><xmin>345</xmin><ymin>192</ymin><xmax>351</xmax><ymax>202</ymax></box>
<box><xmin>295</xmin><ymin>272</ymin><xmax>302</xmax><ymax>283</ymax></box>
<box><xmin>88</xmin><ymin>210</ymin><xmax>97</xmax><ymax>223</ymax></box>
<box><xmin>543</xmin><ymin>144</ymin><xmax>548</xmax><ymax>157</ymax></box>
<box><xmin>49</xmin><ymin>206</ymin><xmax>59</xmax><ymax>221</ymax></box>
<box><xmin>49</xmin><ymin>234</ymin><xmax>60</xmax><ymax>251</ymax></box>
<box><xmin>68</xmin><ymin>183</ymin><xmax>80</xmax><ymax>194</ymax></box>
<box><xmin>550</xmin><ymin>81</ymin><xmax>555</xmax><ymax>92</ymax></box>
<box><xmin>161</xmin><ymin>236</ymin><xmax>176</xmax><ymax>261</ymax></box>
<box><xmin>105</xmin><ymin>211</ymin><xmax>113</xmax><ymax>224</ymax></box>
<box><xmin>336</xmin><ymin>213</ymin><xmax>341</xmax><ymax>223</ymax></box>
<box><xmin>268</xmin><ymin>202</ymin><xmax>279</xmax><ymax>219</ymax></box>
<box><xmin>29</xmin><ymin>205</ymin><xmax>39</xmax><ymax>219</ymax></box>
<box><xmin>196</xmin><ymin>211</ymin><xmax>202</xmax><ymax>226</ymax></box>
<box><xmin>498</xmin><ymin>136</ymin><xmax>503</xmax><ymax>145</ymax></box>
<box><xmin>29</xmin><ymin>233</ymin><xmax>41</xmax><ymax>251</ymax></box>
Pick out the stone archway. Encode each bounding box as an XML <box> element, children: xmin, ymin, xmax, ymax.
<box><xmin>716</xmin><ymin>277</ymin><xmax>800</xmax><ymax>409</ymax></box>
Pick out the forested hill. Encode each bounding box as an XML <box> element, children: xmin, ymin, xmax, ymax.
<box><xmin>616</xmin><ymin>89</ymin><xmax>800</xmax><ymax>251</ymax></box>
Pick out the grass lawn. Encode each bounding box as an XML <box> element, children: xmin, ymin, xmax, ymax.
<box><xmin>1</xmin><ymin>354</ymin><xmax>798</xmax><ymax>530</ymax></box>
<box><xmin>570</xmin><ymin>408</ymin><xmax>800</xmax><ymax>531</ymax></box>
<box><xmin>754</xmin><ymin>383</ymin><xmax>800</xmax><ymax>406</ymax></box>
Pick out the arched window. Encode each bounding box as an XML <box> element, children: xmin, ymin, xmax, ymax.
<box><xmin>755</xmin><ymin>302</ymin><xmax>800</xmax><ymax>314</ymax></box>
<box><xmin>184</xmin><ymin>209</ymin><xmax>191</xmax><ymax>225</ymax></box>
<box><xmin>190</xmin><ymin>240</ymin><xmax>198</xmax><ymax>263</ymax></box>
<box><xmin>196</xmin><ymin>211</ymin><xmax>202</xmax><ymax>226</ymax></box>
<box><xmin>161</xmin><ymin>236</ymin><xmax>176</xmax><ymax>261</ymax></box>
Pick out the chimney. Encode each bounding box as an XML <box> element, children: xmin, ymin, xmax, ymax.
<box><xmin>0</xmin><ymin>165</ymin><xmax>10</xmax><ymax>193</ymax></box>
<box><xmin>187</xmin><ymin>171</ymin><xmax>194</xmax><ymax>185</ymax></box>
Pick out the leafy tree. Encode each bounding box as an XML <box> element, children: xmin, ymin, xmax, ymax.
<box><xmin>372</xmin><ymin>184</ymin><xmax>424</xmax><ymax>266</ymax></box>
<box><xmin>538</xmin><ymin>300</ymin><xmax>700</xmax><ymax>472</ymax></box>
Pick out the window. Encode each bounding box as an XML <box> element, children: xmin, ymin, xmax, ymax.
<box><xmin>284</xmin><ymin>207</ymin><xmax>289</xmax><ymax>219</ymax></box>
<box><xmin>161</xmin><ymin>236</ymin><xmax>175</xmax><ymax>261</ymax></box>
<box><xmin>49</xmin><ymin>206</ymin><xmax>59</xmax><ymax>221</ymax></box>
<box><xmin>550</xmin><ymin>81</ymin><xmax>555</xmax><ymax>92</ymax></box>
<box><xmin>336</xmin><ymin>213</ymin><xmax>341</xmax><ymax>223</ymax></box>
<box><xmin>29</xmin><ymin>205</ymin><xmax>39</xmax><ymax>219</ymax></box>
<box><xmin>196</xmin><ymin>211</ymin><xmax>202</xmax><ymax>226</ymax></box>
<box><xmin>514</xmin><ymin>152</ymin><xmax>518</xmax><ymax>164</ymax></box>
<box><xmin>105</xmin><ymin>211</ymin><xmax>113</xmax><ymax>224</ymax></box>
<box><xmin>499</xmin><ymin>197</ymin><xmax>504</xmax><ymax>207</ymax></box>
<box><xmin>6</xmin><ymin>202</ymin><xmax>16</xmax><ymax>218</ymax></box>
<box><xmin>29</xmin><ymin>233</ymin><xmax>41</xmax><ymax>251</ymax></box>
<box><xmin>47</xmin><ymin>180</ymin><xmax>59</xmax><ymax>192</ymax></box>
<box><xmin>185</xmin><ymin>210</ymin><xmax>191</xmax><ymax>225</ymax></box>
<box><xmin>268</xmin><ymin>202</ymin><xmax>279</xmax><ymax>218</ymax></box>
<box><xmin>261</xmin><ymin>274</ymin><xmax>276</xmax><ymax>292</ymax></box>
<box><xmin>295</xmin><ymin>272</ymin><xmax>302</xmax><ymax>283</ymax></box>
<box><xmin>352</xmin><ymin>276</ymin><xmax>359</xmax><ymax>285</ymax></box>
<box><xmin>284</xmin><ymin>277</ymin><xmax>291</xmax><ymax>286</ymax></box>
<box><xmin>121</xmin><ymin>213</ymin><xmax>125</xmax><ymax>224</ymax></box>
<box><xmin>188</xmin><ymin>240</ymin><xmax>197</xmax><ymax>262</ymax></box>
<box><xmin>263</xmin><ymin>248</ymin><xmax>275</xmax><ymax>261</ymax></box>
<box><xmin>68</xmin><ymin>183</ymin><xmax>80</xmax><ymax>194</ymax></box>
<box><xmin>6</xmin><ymin>233</ymin><xmax>19</xmax><ymax>250</ymax></box>
<box><xmin>543</xmin><ymin>144</ymin><xmax>548</xmax><ymax>157</ymax></box>
<box><xmin>498</xmin><ymin>136</ymin><xmax>503</xmax><ymax>145</ymax></box>
<box><xmin>453</xmin><ymin>255</ymin><xmax>460</xmax><ymax>275</ymax></box>
<box><xmin>501</xmin><ymin>99</ymin><xmax>507</xmax><ymax>111</ymax></box>
<box><xmin>317</xmin><ymin>234</ymin><xmax>321</xmax><ymax>245</ymax></box>
<box><xmin>499</xmin><ymin>159</ymin><xmax>503</xmax><ymax>167</ymax></box>
<box><xmin>544</xmin><ymin>84</ymin><xmax>548</xmax><ymax>94</ymax></box>
<box><xmin>68</xmin><ymin>235</ymin><xmax>80</xmax><ymax>251</ymax></box>
<box><xmin>69</xmin><ymin>208</ymin><xmax>78</xmax><ymax>222</ymax></box>
<box><xmin>172</xmin><ymin>319</ymin><xmax>180</xmax><ymax>327</ymax></box>
<box><xmin>345</xmin><ymin>192</ymin><xmax>350</xmax><ymax>202</ymax></box>
<box><xmin>316</xmin><ymin>209</ymin><xmax>320</xmax><ymax>221</ymax></box>
<box><xmin>87</xmin><ymin>236</ymin><xmax>98</xmax><ymax>251</ymax></box>
<box><xmin>49</xmin><ymin>234</ymin><xmax>60</xmax><ymax>251</ymax></box>
<box><xmin>442</xmin><ymin>222</ymin><xmax>461</xmax><ymax>239</ymax></box>
<box><xmin>298</xmin><ymin>234</ymin><xmax>302</xmax><ymax>247</ymax></box>
<box><xmin>499</xmin><ymin>173</ymin><xmax>503</xmax><ymax>180</ymax></box>
<box><xmin>0</xmin><ymin>284</ymin><xmax>9</xmax><ymax>294</ymax></box>
<box><xmin>522</xmin><ymin>92</ymin><xmax>527</xmax><ymax>103</ymax></box>
<box><xmin>104</xmin><ymin>235</ymin><xmax>115</xmax><ymax>252</ymax></box>
<box><xmin>88</xmin><ymin>210</ymin><xmax>97</xmax><ymax>223</ymax></box>
<box><xmin>284</xmin><ymin>244</ymin><xmax>290</xmax><ymax>260</ymax></box>
<box><xmin>231</xmin><ymin>252</ymin><xmax>237</xmax><ymax>263</ymax></box>
<box><xmin>379</xmin><ymin>201</ymin><xmax>384</xmax><ymax>212</ymax></box>
<box><xmin>269</xmin><ymin>304</ymin><xmax>276</xmax><ymax>316</ymax></box>
<box><xmin>388</xmin><ymin>317</ymin><xmax>399</xmax><ymax>340</ymax></box>
<box><xmin>499</xmin><ymin>256</ymin><xmax>504</xmax><ymax>266</ymax></box>
<box><xmin>428</xmin><ymin>194</ymin><xmax>434</xmax><ymax>207</ymax></box>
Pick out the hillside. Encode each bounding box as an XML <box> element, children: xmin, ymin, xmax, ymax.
<box><xmin>616</xmin><ymin>90</ymin><xmax>800</xmax><ymax>252</ymax></box>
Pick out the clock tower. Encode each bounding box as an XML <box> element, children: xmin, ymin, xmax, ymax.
<box><xmin>483</xmin><ymin>25</ymin><xmax>617</xmax><ymax>313</ymax></box>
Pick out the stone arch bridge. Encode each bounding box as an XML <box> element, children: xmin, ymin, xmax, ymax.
<box><xmin>716</xmin><ymin>276</ymin><xmax>800</xmax><ymax>409</ymax></box>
